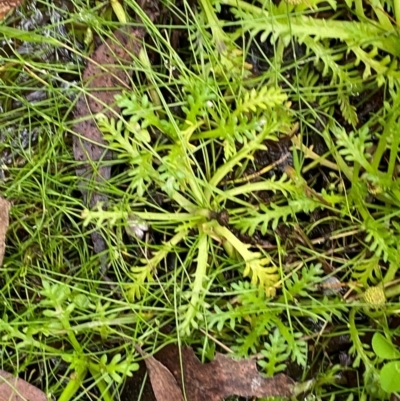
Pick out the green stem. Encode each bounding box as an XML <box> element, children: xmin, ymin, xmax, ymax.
<box><xmin>387</xmin><ymin>124</ymin><xmax>400</xmax><ymax>179</ymax></box>
<box><xmin>179</xmin><ymin>231</ymin><xmax>209</xmax><ymax>335</ymax></box>
<box><xmin>213</xmin><ymin>224</ymin><xmax>254</xmax><ymax>261</ymax></box>
<box><xmin>354</xmin><ymin>0</ymin><xmax>365</xmax><ymax>19</ymax></box>
<box><xmin>198</xmin><ymin>0</ymin><xmax>227</xmax><ymax>53</ymax></box>
<box><xmin>88</xmin><ymin>364</ymin><xmax>115</xmax><ymax>401</ymax></box>
<box><xmin>4</xmin><ymin>326</ymin><xmax>63</xmax><ymax>368</ymax></box>
<box><xmin>372</xmin><ymin>111</ymin><xmax>397</xmax><ymax>171</ymax></box>
<box><xmin>220</xmin><ymin>0</ymin><xmax>266</xmax><ymax>15</ymax></box>
<box><xmin>171</xmin><ymin>191</ymin><xmax>199</xmax><ymax>213</ymax></box>
<box><xmin>61</xmin><ymin>315</ymin><xmax>118</xmax><ymax>401</ymax></box>
<box><xmin>322</xmin><ymin>129</ymin><xmax>353</xmax><ymax>181</ymax></box>
<box><xmin>207</xmin><ymin>127</ymin><xmax>274</xmax><ymax>202</ymax></box>
<box><xmin>385</xmin><ymin>283</ymin><xmax>400</xmax><ymax>298</ymax></box>
<box><xmin>292</xmin><ymin>135</ymin><xmax>340</xmax><ymax>173</ymax></box>
<box><xmin>191</xmin><ymin>127</ymin><xmax>225</xmax><ymax>140</ymax></box>
<box><xmin>352</xmin><ymin>161</ymin><xmax>361</xmax><ymax>185</ymax></box>
<box><xmin>216</xmin><ymin>181</ymin><xmax>296</xmax><ymax>202</ymax></box>
<box><xmin>144</xmin><ymin>229</ymin><xmax>189</xmax><ymax>271</ymax></box>
<box><xmin>222</xmin><ymin>239</ymin><xmax>236</xmax><ymax>259</ymax></box>
<box><xmin>350</xmin><ymin>183</ymin><xmax>371</xmax><ymax>221</ymax></box>
<box><xmin>57</xmin><ymin>364</ymin><xmax>88</xmax><ymax>401</ymax></box>
<box><xmin>348</xmin><ymin>308</ymin><xmax>374</xmax><ymax>370</ymax></box>
<box><xmin>83</xmin><ymin>209</ymin><xmax>198</xmax><ymax>225</ymax></box>
<box><xmin>371</xmin><ymin>0</ymin><xmax>393</xmax><ymax>30</ymax></box>
<box><xmin>383</xmin><ymin>257</ymin><xmax>400</xmax><ymax>283</ymax></box>
<box><xmin>60</xmin><ymin>312</ymin><xmax>83</xmax><ymax>353</ymax></box>
<box><xmin>395</xmin><ymin>0</ymin><xmax>400</xmax><ymax>26</ymax></box>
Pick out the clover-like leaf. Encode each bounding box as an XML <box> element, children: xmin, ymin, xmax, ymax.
<box><xmin>372</xmin><ymin>333</ymin><xmax>400</xmax><ymax>360</ymax></box>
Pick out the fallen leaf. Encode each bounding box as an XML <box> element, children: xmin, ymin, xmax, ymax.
<box><xmin>0</xmin><ymin>0</ymin><xmax>23</xmax><ymax>19</ymax></box>
<box><xmin>0</xmin><ymin>369</ymin><xmax>47</xmax><ymax>401</ymax></box>
<box><xmin>72</xmin><ymin>1</ymin><xmax>160</xmax><ymax>255</ymax></box>
<box><xmin>135</xmin><ymin>346</ymin><xmax>184</xmax><ymax>401</ymax></box>
<box><xmin>126</xmin><ymin>344</ymin><xmax>295</xmax><ymax>401</ymax></box>
<box><xmin>0</xmin><ymin>197</ymin><xmax>10</xmax><ymax>266</ymax></box>
<box><xmin>73</xmin><ymin>27</ymin><xmax>145</xmax><ymax>256</ymax></box>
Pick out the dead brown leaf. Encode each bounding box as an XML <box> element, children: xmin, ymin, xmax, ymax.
<box><xmin>127</xmin><ymin>344</ymin><xmax>295</xmax><ymax>401</ymax></box>
<box><xmin>0</xmin><ymin>370</ymin><xmax>47</xmax><ymax>401</ymax></box>
<box><xmin>73</xmin><ymin>28</ymin><xmax>145</xmax><ymax>255</ymax></box>
<box><xmin>0</xmin><ymin>197</ymin><xmax>10</xmax><ymax>266</ymax></box>
<box><xmin>0</xmin><ymin>0</ymin><xmax>23</xmax><ymax>19</ymax></box>
<box><xmin>135</xmin><ymin>346</ymin><xmax>184</xmax><ymax>401</ymax></box>
<box><xmin>72</xmin><ymin>3</ymin><xmax>159</xmax><ymax>256</ymax></box>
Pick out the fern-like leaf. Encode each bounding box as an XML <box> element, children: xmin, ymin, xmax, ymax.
<box><xmin>283</xmin><ymin>263</ymin><xmax>324</xmax><ymax>300</ymax></box>
<box><xmin>237</xmin><ymin>196</ymin><xmax>320</xmax><ymax>235</ymax></box>
<box><xmin>214</xmin><ymin>226</ymin><xmax>280</xmax><ymax>296</ymax></box>
<box><xmin>207</xmin><ymin>303</ymin><xmax>241</xmax><ymax>332</ymax></box>
<box><xmin>363</xmin><ymin>217</ymin><xmax>394</xmax><ymax>262</ymax></box>
<box><xmin>243</xmin><ymin>256</ymin><xmax>279</xmax><ymax>297</ymax></box>
<box><xmin>235</xmin><ymin>87</ymin><xmax>287</xmax><ymax>115</ymax></box>
<box><xmin>338</xmin><ymin>92</ymin><xmax>359</xmax><ymax>127</ymax></box>
<box><xmin>351</xmin><ymin>256</ymin><xmax>382</xmax><ymax>286</ymax></box>
<box><xmin>259</xmin><ymin>329</ymin><xmax>291</xmax><ymax>376</ymax></box>
<box><xmin>333</xmin><ymin>125</ymin><xmax>372</xmax><ymax>171</ymax></box>
<box><xmin>127</xmin><ymin>229</ymin><xmax>188</xmax><ymax>300</ymax></box>
<box><xmin>233</xmin><ymin>312</ymin><xmax>276</xmax><ymax>356</ymax></box>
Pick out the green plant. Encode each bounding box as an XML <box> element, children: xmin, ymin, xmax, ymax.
<box><xmin>372</xmin><ymin>332</ymin><xmax>400</xmax><ymax>394</ymax></box>
<box><xmin>85</xmin><ymin>71</ymin><xmax>292</xmax><ymax>335</ymax></box>
<box><xmin>258</xmin><ymin>329</ymin><xmax>291</xmax><ymax>376</ymax></box>
<box><xmin>2</xmin><ymin>0</ymin><xmax>400</xmax><ymax>399</ymax></box>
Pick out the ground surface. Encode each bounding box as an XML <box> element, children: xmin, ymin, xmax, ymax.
<box><xmin>1</xmin><ymin>0</ymin><xmax>400</xmax><ymax>400</ymax></box>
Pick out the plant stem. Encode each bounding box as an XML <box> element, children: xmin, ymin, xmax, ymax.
<box><xmin>220</xmin><ymin>0</ymin><xmax>266</xmax><ymax>15</ymax></box>
<box><xmin>110</xmin><ymin>0</ymin><xmax>127</xmax><ymax>23</ymax></box>
<box><xmin>213</xmin><ymin>224</ymin><xmax>254</xmax><ymax>262</ymax></box>
<box><xmin>179</xmin><ymin>231</ymin><xmax>209</xmax><ymax>334</ymax></box>
<box><xmin>198</xmin><ymin>0</ymin><xmax>227</xmax><ymax>53</ymax></box>
<box><xmin>88</xmin><ymin>363</ymin><xmax>115</xmax><ymax>401</ymax></box>
<box><xmin>348</xmin><ymin>308</ymin><xmax>375</xmax><ymax>370</ymax></box>
<box><xmin>387</xmin><ymin>132</ymin><xmax>400</xmax><ymax>179</ymax></box>
<box><xmin>60</xmin><ymin>315</ymin><xmax>114</xmax><ymax>401</ymax></box>
<box><xmin>395</xmin><ymin>0</ymin><xmax>400</xmax><ymax>26</ymax></box>
<box><xmin>171</xmin><ymin>191</ymin><xmax>200</xmax><ymax>213</ymax></box>
<box><xmin>57</xmin><ymin>364</ymin><xmax>88</xmax><ymax>401</ymax></box>
<box><xmin>385</xmin><ymin>283</ymin><xmax>400</xmax><ymax>298</ymax></box>
<box><xmin>371</xmin><ymin>0</ymin><xmax>393</xmax><ymax>30</ymax></box>
<box><xmin>207</xmin><ymin>126</ymin><xmax>274</xmax><ymax>202</ymax></box>
<box><xmin>372</xmin><ymin>110</ymin><xmax>398</xmax><ymax>171</ymax></box>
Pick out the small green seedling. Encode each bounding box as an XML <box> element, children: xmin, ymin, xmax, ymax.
<box><xmin>372</xmin><ymin>332</ymin><xmax>400</xmax><ymax>393</ymax></box>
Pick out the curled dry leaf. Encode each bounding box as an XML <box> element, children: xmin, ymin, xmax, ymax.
<box><xmin>125</xmin><ymin>344</ymin><xmax>295</xmax><ymax>401</ymax></box>
<box><xmin>0</xmin><ymin>370</ymin><xmax>47</xmax><ymax>401</ymax></box>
